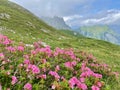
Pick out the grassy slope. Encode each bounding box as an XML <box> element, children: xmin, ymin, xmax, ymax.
<box><xmin>0</xmin><ymin>0</ymin><xmax>120</xmax><ymax>76</ymax></box>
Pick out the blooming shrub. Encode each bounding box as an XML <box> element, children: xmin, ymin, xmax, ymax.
<box><xmin>0</xmin><ymin>34</ymin><xmax>119</xmax><ymax>90</ymax></box>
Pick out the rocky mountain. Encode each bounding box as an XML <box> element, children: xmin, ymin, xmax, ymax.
<box><xmin>76</xmin><ymin>25</ymin><xmax>120</xmax><ymax>45</ymax></box>
<box><xmin>41</xmin><ymin>16</ymin><xmax>71</xmax><ymax>30</ymax></box>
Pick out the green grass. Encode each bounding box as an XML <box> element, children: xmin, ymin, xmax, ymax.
<box><xmin>0</xmin><ymin>0</ymin><xmax>120</xmax><ymax>89</ymax></box>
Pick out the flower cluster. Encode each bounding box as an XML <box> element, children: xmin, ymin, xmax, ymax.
<box><xmin>0</xmin><ymin>34</ymin><xmax>119</xmax><ymax>90</ymax></box>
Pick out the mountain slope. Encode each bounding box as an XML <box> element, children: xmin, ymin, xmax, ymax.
<box><xmin>41</xmin><ymin>16</ymin><xmax>71</xmax><ymax>30</ymax></box>
<box><xmin>0</xmin><ymin>0</ymin><xmax>72</xmax><ymax>45</ymax></box>
<box><xmin>0</xmin><ymin>0</ymin><xmax>120</xmax><ymax>75</ymax></box>
<box><xmin>76</xmin><ymin>25</ymin><xmax>120</xmax><ymax>45</ymax></box>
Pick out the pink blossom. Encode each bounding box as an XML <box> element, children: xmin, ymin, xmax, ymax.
<box><xmin>93</xmin><ymin>73</ymin><xmax>102</xmax><ymax>79</ymax></box>
<box><xmin>31</xmin><ymin>65</ymin><xmax>40</xmax><ymax>74</ymax></box>
<box><xmin>64</xmin><ymin>61</ymin><xmax>76</xmax><ymax>69</ymax></box>
<box><xmin>97</xmin><ymin>82</ymin><xmax>102</xmax><ymax>87</ymax></box>
<box><xmin>6</xmin><ymin>46</ymin><xmax>16</xmax><ymax>52</ymax></box>
<box><xmin>51</xmin><ymin>84</ymin><xmax>56</xmax><ymax>89</ymax></box>
<box><xmin>6</xmin><ymin>71</ymin><xmax>10</xmax><ymax>75</ymax></box>
<box><xmin>2</xmin><ymin>38</ymin><xmax>12</xmax><ymax>45</ymax></box>
<box><xmin>61</xmin><ymin>76</ymin><xmax>65</xmax><ymax>81</ymax></box>
<box><xmin>24</xmin><ymin>83</ymin><xmax>32</xmax><ymax>90</ymax></box>
<box><xmin>80</xmin><ymin>78</ymin><xmax>85</xmax><ymax>83</ymax></box>
<box><xmin>40</xmin><ymin>74</ymin><xmax>46</xmax><ymax>79</ymax></box>
<box><xmin>77</xmin><ymin>83</ymin><xmax>87</xmax><ymax>90</ymax></box>
<box><xmin>68</xmin><ymin>77</ymin><xmax>79</xmax><ymax>89</ymax></box>
<box><xmin>23</xmin><ymin>55</ymin><xmax>29</xmax><ymax>59</ymax></box>
<box><xmin>11</xmin><ymin>76</ymin><xmax>18</xmax><ymax>85</ymax></box>
<box><xmin>55</xmin><ymin>65</ymin><xmax>60</xmax><ymax>71</ymax></box>
<box><xmin>65</xmin><ymin>62</ymin><xmax>72</xmax><ymax>69</ymax></box>
<box><xmin>31</xmin><ymin>50</ymin><xmax>36</xmax><ymax>55</ymax></box>
<box><xmin>19</xmin><ymin>64</ymin><xmax>23</xmax><ymax>68</ymax></box>
<box><xmin>91</xmin><ymin>85</ymin><xmax>100</xmax><ymax>90</ymax></box>
<box><xmin>17</xmin><ymin>46</ymin><xmax>24</xmax><ymax>52</ymax></box>
<box><xmin>24</xmin><ymin>59</ymin><xmax>30</xmax><ymax>65</ymax></box>
<box><xmin>42</xmin><ymin>59</ymin><xmax>46</xmax><ymax>64</ymax></box>
<box><xmin>49</xmin><ymin>71</ymin><xmax>60</xmax><ymax>80</ymax></box>
<box><xmin>71</xmin><ymin>61</ymin><xmax>77</xmax><ymax>66</ymax></box>
<box><xmin>0</xmin><ymin>53</ymin><xmax>4</xmax><ymax>59</ymax></box>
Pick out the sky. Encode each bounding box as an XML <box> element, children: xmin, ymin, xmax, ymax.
<box><xmin>9</xmin><ymin>0</ymin><xmax>120</xmax><ymax>28</ymax></box>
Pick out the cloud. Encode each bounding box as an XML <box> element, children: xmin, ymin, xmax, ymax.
<box><xmin>63</xmin><ymin>15</ymin><xmax>83</xmax><ymax>21</ymax></box>
<box><xmin>64</xmin><ymin>9</ymin><xmax>120</xmax><ymax>28</ymax></box>
<box><xmin>82</xmin><ymin>10</ymin><xmax>120</xmax><ymax>25</ymax></box>
<box><xmin>9</xmin><ymin>0</ymin><xmax>94</xmax><ymax>17</ymax></box>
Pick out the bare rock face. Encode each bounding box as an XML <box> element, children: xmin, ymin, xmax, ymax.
<box><xmin>26</xmin><ymin>21</ymin><xmax>36</xmax><ymax>28</ymax></box>
<box><xmin>0</xmin><ymin>13</ymin><xmax>10</xmax><ymax>19</ymax></box>
<box><xmin>0</xmin><ymin>26</ymin><xmax>7</xmax><ymax>33</ymax></box>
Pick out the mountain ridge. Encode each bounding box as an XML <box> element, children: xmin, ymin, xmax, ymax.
<box><xmin>75</xmin><ymin>25</ymin><xmax>120</xmax><ymax>45</ymax></box>
<box><xmin>41</xmin><ymin>16</ymin><xmax>71</xmax><ymax>30</ymax></box>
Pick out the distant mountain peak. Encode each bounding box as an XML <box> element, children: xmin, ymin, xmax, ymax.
<box><xmin>41</xmin><ymin>16</ymin><xmax>71</xmax><ymax>30</ymax></box>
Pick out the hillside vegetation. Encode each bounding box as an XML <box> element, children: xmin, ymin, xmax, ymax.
<box><xmin>0</xmin><ymin>0</ymin><xmax>120</xmax><ymax>89</ymax></box>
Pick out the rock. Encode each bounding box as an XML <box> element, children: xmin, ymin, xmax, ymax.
<box><xmin>0</xmin><ymin>13</ymin><xmax>10</xmax><ymax>19</ymax></box>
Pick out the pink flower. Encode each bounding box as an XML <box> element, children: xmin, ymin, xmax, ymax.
<box><xmin>40</xmin><ymin>74</ymin><xmax>46</xmax><ymax>79</ymax></box>
<box><xmin>77</xmin><ymin>83</ymin><xmax>87</xmax><ymax>90</ymax></box>
<box><xmin>71</xmin><ymin>61</ymin><xmax>77</xmax><ymax>66</ymax></box>
<box><xmin>64</xmin><ymin>61</ymin><xmax>76</xmax><ymax>69</ymax></box>
<box><xmin>27</xmin><ymin>64</ymin><xmax>40</xmax><ymax>74</ymax></box>
<box><xmin>97</xmin><ymin>82</ymin><xmax>102</xmax><ymax>87</ymax></box>
<box><xmin>68</xmin><ymin>77</ymin><xmax>79</xmax><ymax>89</ymax></box>
<box><xmin>31</xmin><ymin>50</ymin><xmax>36</xmax><ymax>55</ymax></box>
<box><xmin>49</xmin><ymin>71</ymin><xmax>60</xmax><ymax>80</ymax></box>
<box><xmin>61</xmin><ymin>76</ymin><xmax>65</xmax><ymax>81</ymax></box>
<box><xmin>24</xmin><ymin>59</ymin><xmax>30</xmax><ymax>64</ymax></box>
<box><xmin>23</xmin><ymin>55</ymin><xmax>29</xmax><ymax>59</ymax></box>
<box><xmin>65</xmin><ymin>62</ymin><xmax>72</xmax><ymax>69</ymax></box>
<box><xmin>42</xmin><ymin>59</ymin><xmax>46</xmax><ymax>64</ymax></box>
<box><xmin>2</xmin><ymin>38</ymin><xmax>12</xmax><ymax>45</ymax></box>
<box><xmin>24</xmin><ymin>83</ymin><xmax>32</xmax><ymax>90</ymax></box>
<box><xmin>6</xmin><ymin>46</ymin><xmax>16</xmax><ymax>52</ymax></box>
<box><xmin>93</xmin><ymin>73</ymin><xmax>102</xmax><ymax>79</ymax></box>
<box><xmin>17</xmin><ymin>46</ymin><xmax>24</xmax><ymax>52</ymax></box>
<box><xmin>11</xmin><ymin>76</ymin><xmax>18</xmax><ymax>85</ymax></box>
<box><xmin>80</xmin><ymin>78</ymin><xmax>85</xmax><ymax>83</ymax></box>
<box><xmin>51</xmin><ymin>84</ymin><xmax>56</xmax><ymax>89</ymax></box>
<box><xmin>31</xmin><ymin>65</ymin><xmax>40</xmax><ymax>74</ymax></box>
<box><xmin>0</xmin><ymin>53</ymin><xmax>4</xmax><ymax>59</ymax></box>
<box><xmin>91</xmin><ymin>85</ymin><xmax>100</xmax><ymax>90</ymax></box>
<box><xmin>6</xmin><ymin>71</ymin><xmax>10</xmax><ymax>75</ymax></box>
<box><xmin>55</xmin><ymin>65</ymin><xmax>60</xmax><ymax>71</ymax></box>
<box><xmin>69</xmin><ymin>77</ymin><xmax>87</xmax><ymax>90</ymax></box>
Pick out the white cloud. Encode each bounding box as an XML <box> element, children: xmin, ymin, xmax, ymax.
<box><xmin>63</xmin><ymin>15</ymin><xmax>83</xmax><ymax>21</ymax></box>
<box><xmin>82</xmin><ymin>10</ymin><xmax>120</xmax><ymax>25</ymax></box>
<box><xmin>64</xmin><ymin>9</ymin><xmax>120</xmax><ymax>28</ymax></box>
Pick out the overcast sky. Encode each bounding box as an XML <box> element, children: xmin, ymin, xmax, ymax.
<box><xmin>9</xmin><ymin>0</ymin><xmax>120</xmax><ymax>28</ymax></box>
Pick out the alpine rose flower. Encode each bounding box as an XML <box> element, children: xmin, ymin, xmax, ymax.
<box><xmin>11</xmin><ymin>76</ymin><xmax>18</xmax><ymax>85</ymax></box>
<box><xmin>24</xmin><ymin>83</ymin><xmax>32</xmax><ymax>90</ymax></box>
<box><xmin>91</xmin><ymin>85</ymin><xmax>100</xmax><ymax>90</ymax></box>
<box><xmin>31</xmin><ymin>65</ymin><xmax>40</xmax><ymax>74</ymax></box>
<box><xmin>17</xmin><ymin>46</ymin><xmax>24</xmax><ymax>52</ymax></box>
<box><xmin>0</xmin><ymin>53</ymin><xmax>4</xmax><ymax>59</ymax></box>
<box><xmin>49</xmin><ymin>71</ymin><xmax>60</xmax><ymax>80</ymax></box>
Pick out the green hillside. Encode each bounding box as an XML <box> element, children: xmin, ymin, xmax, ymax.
<box><xmin>0</xmin><ymin>0</ymin><xmax>120</xmax><ymax>89</ymax></box>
